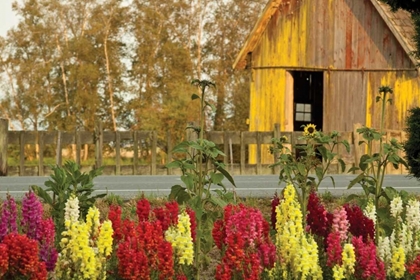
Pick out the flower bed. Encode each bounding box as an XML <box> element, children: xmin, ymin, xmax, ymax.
<box><xmin>1</xmin><ymin>186</ymin><xmax>420</xmax><ymax>279</ymax></box>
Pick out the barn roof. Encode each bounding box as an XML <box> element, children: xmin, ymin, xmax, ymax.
<box><xmin>233</xmin><ymin>0</ymin><xmax>419</xmax><ymax>70</ymax></box>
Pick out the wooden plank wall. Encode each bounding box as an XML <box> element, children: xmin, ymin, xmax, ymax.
<box><xmin>2</xmin><ymin>125</ymin><xmax>408</xmax><ymax>176</ymax></box>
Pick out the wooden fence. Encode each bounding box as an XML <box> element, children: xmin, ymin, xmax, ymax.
<box><xmin>0</xmin><ymin>120</ymin><xmax>409</xmax><ymax>176</ymax></box>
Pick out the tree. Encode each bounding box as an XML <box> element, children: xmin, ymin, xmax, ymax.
<box><xmin>381</xmin><ymin>0</ymin><xmax>420</xmax><ymax>58</ymax></box>
<box><xmin>203</xmin><ymin>0</ymin><xmax>266</xmax><ymax>131</ymax></box>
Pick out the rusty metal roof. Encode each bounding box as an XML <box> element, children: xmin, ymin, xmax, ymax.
<box><xmin>233</xmin><ymin>0</ymin><xmax>419</xmax><ymax>69</ymax></box>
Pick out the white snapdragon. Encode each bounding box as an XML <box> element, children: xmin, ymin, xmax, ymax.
<box><xmin>390</xmin><ymin>196</ymin><xmax>403</xmax><ymax>221</ymax></box>
<box><xmin>363</xmin><ymin>199</ymin><xmax>376</xmax><ymax>225</ymax></box>
<box><xmin>64</xmin><ymin>195</ymin><xmax>80</xmax><ymax>223</ymax></box>
<box><xmin>406</xmin><ymin>199</ymin><xmax>420</xmax><ymax>232</ymax></box>
<box><xmin>378</xmin><ymin>236</ymin><xmax>392</xmax><ymax>267</ymax></box>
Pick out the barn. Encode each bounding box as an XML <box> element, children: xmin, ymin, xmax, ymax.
<box><xmin>233</xmin><ymin>0</ymin><xmax>420</xmax><ymax>135</ymax></box>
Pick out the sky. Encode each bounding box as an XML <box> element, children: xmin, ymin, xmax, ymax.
<box><xmin>0</xmin><ymin>1</ymin><xmax>18</xmax><ymax>37</ymax></box>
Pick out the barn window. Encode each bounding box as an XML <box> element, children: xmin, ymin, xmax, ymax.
<box><xmin>291</xmin><ymin>71</ymin><xmax>323</xmax><ymax>131</ymax></box>
<box><xmin>295</xmin><ymin>103</ymin><xmax>312</xmax><ymax>122</ymax></box>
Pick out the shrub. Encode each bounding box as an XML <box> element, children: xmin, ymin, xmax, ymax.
<box><xmin>404</xmin><ymin>107</ymin><xmax>420</xmax><ymax>179</ymax></box>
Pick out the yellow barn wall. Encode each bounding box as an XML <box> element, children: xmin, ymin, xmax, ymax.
<box><xmin>365</xmin><ymin>72</ymin><xmax>420</xmax><ymax>130</ymax></box>
<box><xmin>249</xmin><ymin>69</ymin><xmax>288</xmax><ymax>164</ymax></box>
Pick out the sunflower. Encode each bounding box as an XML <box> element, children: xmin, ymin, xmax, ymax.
<box><xmin>303</xmin><ymin>123</ymin><xmax>317</xmax><ymax>137</ymax></box>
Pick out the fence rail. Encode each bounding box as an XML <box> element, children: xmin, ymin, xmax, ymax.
<box><xmin>0</xmin><ymin>120</ymin><xmax>408</xmax><ymax>176</ymax></box>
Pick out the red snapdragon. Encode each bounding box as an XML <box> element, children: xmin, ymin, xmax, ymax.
<box><xmin>1</xmin><ymin>233</ymin><xmax>47</xmax><ymax>279</ymax></box>
<box><xmin>344</xmin><ymin>204</ymin><xmax>375</xmax><ymax>242</ymax></box>
<box><xmin>108</xmin><ymin>205</ymin><xmax>123</xmax><ymax>242</ymax></box>
<box><xmin>352</xmin><ymin>236</ymin><xmax>385</xmax><ymax>279</ymax></box>
<box><xmin>406</xmin><ymin>254</ymin><xmax>420</xmax><ymax>279</ymax></box>
<box><xmin>326</xmin><ymin>231</ymin><xmax>343</xmax><ymax>267</ymax></box>
<box><xmin>136</xmin><ymin>198</ymin><xmax>151</xmax><ymax>222</ymax></box>
<box><xmin>306</xmin><ymin>192</ymin><xmax>331</xmax><ymax>238</ymax></box>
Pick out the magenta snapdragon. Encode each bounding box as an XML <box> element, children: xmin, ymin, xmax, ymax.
<box><xmin>0</xmin><ymin>194</ymin><xmax>18</xmax><ymax>241</ymax></box>
<box><xmin>39</xmin><ymin>218</ymin><xmax>58</xmax><ymax>271</ymax></box>
<box><xmin>21</xmin><ymin>191</ymin><xmax>44</xmax><ymax>241</ymax></box>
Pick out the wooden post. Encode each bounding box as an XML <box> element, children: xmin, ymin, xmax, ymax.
<box><xmin>133</xmin><ymin>131</ymin><xmax>138</xmax><ymax>175</ymax></box>
<box><xmin>151</xmin><ymin>131</ymin><xmax>157</xmax><ymax>175</ymax></box>
<box><xmin>115</xmin><ymin>131</ymin><xmax>121</xmax><ymax>175</ymax></box>
<box><xmin>20</xmin><ymin>131</ymin><xmax>25</xmax><ymax>175</ymax></box>
<box><xmin>56</xmin><ymin>131</ymin><xmax>62</xmax><ymax>167</ymax></box>
<box><xmin>240</xmin><ymin>131</ymin><xmax>245</xmax><ymax>175</ymax></box>
<box><xmin>167</xmin><ymin>131</ymin><xmax>172</xmax><ymax>175</ymax></box>
<box><xmin>75</xmin><ymin>130</ymin><xmax>81</xmax><ymax>166</ymax></box>
<box><xmin>352</xmin><ymin>123</ymin><xmax>363</xmax><ymax>173</ymax></box>
<box><xmin>273</xmin><ymin>123</ymin><xmax>281</xmax><ymax>175</ymax></box>
<box><xmin>38</xmin><ymin>131</ymin><xmax>44</xmax><ymax>176</ymax></box>
<box><xmin>223</xmin><ymin>131</ymin><xmax>229</xmax><ymax>166</ymax></box>
<box><xmin>256</xmin><ymin>132</ymin><xmax>262</xmax><ymax>175</ymax></box>
<box><xmin>0</xmin><ymin>119</ymin><xmax>8</xmax><ymax>176</ymax></box>
<box><xmin>94</xmin><ymin>122</ymin><xmax>103</xmax><ymax>169</ymax></box>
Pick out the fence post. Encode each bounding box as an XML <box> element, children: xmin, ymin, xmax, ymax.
<box><xmin>38</xmin><ymin>131</ymin><xmax>44</xmax><ymax>176</ymax></box>
<box><xmin>20</xmin><ymin>131</ymin><xmax>25</xmax><ymax>175</ymax></box>
<box><xmin>151</xmin><ymin>131</ymin><xmax>157</xmax><ymax>175</ymax></box>
<box><xmin>166</xmin><ymin>131</ymin><xmax>172</xmax><ymax>175</ymax></box>
<box><xmin>95</xmin><ymin>121</ymin><xmax>103</xmax><ymax>169</ymax></box>
<box><xmin>0</xmin><ymin>119</ymin><xmax>8</xmax><ymax>176</ymax></box>
<box><xmin>56</xmin><ymin>131</ymin><xmax>62</xmax><ymax>167</ymax></box>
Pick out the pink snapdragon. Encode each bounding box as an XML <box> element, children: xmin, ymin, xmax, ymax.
<box><xmin>332</xmin><ymin>207</ymin><xmax>349</xmax><ymax>241</ymax></box>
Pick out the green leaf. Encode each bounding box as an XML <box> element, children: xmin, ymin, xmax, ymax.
<box><xmin>191</xmin><ymin>93</ymin><xmax>200</xmax><ymax>100</ymax></box>
<box><xmin>347</xmin><ymin>166</ymin><xmax>360</xmax><ymax>173</ymax></box>
<box><xmin>297</xmin><ymin>162</ymin><xmax>306</xmax><ymax>176</ymax></box>
<box><xmin>181</xmin><ymin>174</ymin><xmax>195</xmax><ymax>190</ymax></box>
<box><xmin>317</xmin><ymin>146</ymin><xmax>327</xmax><ymax>159</ymax></box>
<box><xmin>338</xmin><ymin>158</ymin><xmax>346</xmax><ymax>173</ymax></box>
<box><xmin>209</xmin><ymin>196</ymin><xmax>228</xmax><ymax>208</ymax></box>
<box><xmin>204</xmin><ymin>101</ymin><xmax>216</xmax><ymax>112</ymax></box>
<box><xmin>31</xmin><ymin>185</ymin><xmax>53</xmax><ymax>205</ymax></box>
<box><xmin>315</xmin><ymin>166</ymin><xmax>323</xmax><ymax>182</ymax></box>
<box><xmin>346</xmin><ymin>194</ymin><xmax>360</xmax><ymax>202</ymax></box>
<box><xmin>359</xmin><ymin>154</ymin><xmax>371</xmax><ymax>171</ymax></box>
<box><xmin>348</xmin><ymin>173</ymin><xmax>366</xmax><ymax>189</ymax></box>
<box><xmin>217</xmin><ymin>166</ymin><xmax>236</xmax><ymax>187</ymax></box>
<box><xmin>210</xmin><ymin>172</ymin><xmax>224</xmax><ymax>185</ymax></box>
<box><xmin>342</xmin><ymin>140</ymin><xmax>350</xmax><ymax>153</ymax></box>
<box><xmin>383</xmin><ymin>186</ymin><xmax>398</xmax><ymax>201</ymax></box>
<box><xmin>326</xmin><ymin>176</ymin><xmax>336</xmax><ymax>188</ymax></box>
<box><xmin>169</xmin><ymin>185</ymin><xmax>190</xmax><ymax>204</ymax></box>
<box><xmin>165</xmin><ymin>160</ymin><xmax>182</xmax><ymax>169</ymax></box>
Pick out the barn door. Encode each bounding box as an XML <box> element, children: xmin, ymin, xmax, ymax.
<box><xmin>291</xmin><ymin>71</ymin><xmax>324</xmax><ymax>131</ymax></box>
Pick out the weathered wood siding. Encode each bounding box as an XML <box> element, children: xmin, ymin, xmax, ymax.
<box><xmin>249</xmin><ymin>0</ymin><xmax>420</xmax><ymax>135</ymax></box>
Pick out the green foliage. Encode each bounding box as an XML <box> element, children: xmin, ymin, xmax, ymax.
<box><xmin>347</xmin><ymin>86</ymin><xmax>407</xmax><ymax>240</ymax></box>
<box><xmin>166</xmin><ymin>80</ymin><xmax>236</xmax><ymax>278</ymax></box>
<box><xmin>404</xmin><ymin>107</ymin><xmax>420</xmax><ymax>179</ymax></box>
<box><xmin>31</xmin><ymin>161</ymin><xmax>106</xmax><ymax>247</ymax></box>
<box><xmin>270</xmin><ymin>126</ymin><xmax>350</xmax><ymax>223</ymax></box>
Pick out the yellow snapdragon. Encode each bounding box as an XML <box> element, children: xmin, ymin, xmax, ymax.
<box><xmin>165</xmin><ymin>211</ymin><xmax>194</xmax><ymax>265</ymax></box>
<box><xmin>274</xmin><ymin>184</ymin><xmax>322</xmax><ymax>279</ymax></box>
<box><xmin>55</xmin><ymin>197</ymin><xmax>114</xmax><ymax>280</ymax></box>
<box><xmin>390</xmin><ymin>246</ymin><xmax>406</xmax><ymax>278</ymax></box>
<box><xmin>341</xmin><ymin>243</ymin><xmax>356</xmax><ymax>275</ymax></box>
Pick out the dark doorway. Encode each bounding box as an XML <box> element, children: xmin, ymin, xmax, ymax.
<box><xmin>291</xmin><ymin>71</ymin><xmax>324</xmax><ymax>131</ymax></box>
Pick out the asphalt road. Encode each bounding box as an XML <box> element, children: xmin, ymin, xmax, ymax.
<box><xmin>0</xmin><ymin>174</ymin><xmax>419</xmax><ymax>199</ymax></box>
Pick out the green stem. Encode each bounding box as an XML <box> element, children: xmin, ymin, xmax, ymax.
<box><xmin>195</xmin><ymin>82</ymin><xmax>206</xmax><ymax>280</ymax></box>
